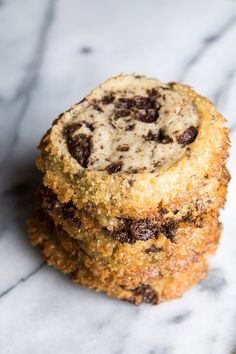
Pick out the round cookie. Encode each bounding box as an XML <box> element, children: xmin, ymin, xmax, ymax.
<box><xmin>32</xmin><ymin>202</ymin><xmax>220</xmax><ymax>280</ymax></box>
<box><xmin>28</xmin><ymin>212</ymin><xmax>208</xmax><ymax>305</ymax></box>
<box><xmin>37</xmin><ymin>74</ymin><xmax>230</xmax><ymax>222</ymax></box>
<box><xmin>39</xmin><ymin>182</ymin><xmax>222</xmax><ymax>244</ymax></box>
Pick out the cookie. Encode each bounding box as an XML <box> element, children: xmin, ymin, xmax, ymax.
<box><xmin>36</xmin><ymin>74</ymin><xmax>229</xmax><ymax>221</ymax></box>
<box><xmin>37</xmin><ymin>185</ymin><xmax>220</xmax><ymax>278</ymax></box>
<box><xmin>28</xmin><ymin>211</ymin><xmax>208</xmax><ymax>304</ymax></box>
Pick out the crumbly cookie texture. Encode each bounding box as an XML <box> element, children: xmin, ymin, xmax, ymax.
<box><xmin>30</xmin><ymin>204</ymin><xmax>219</xmax><ymax>282</ymax></box>
<box><xmin>28</xmin><ymin>212</ymin><xmax>208</xmax><ymax>305</ymax></box>
<box><xmin>38</xmin><ymin>185</ymin><xmax>220</xmax><ymax>271</ymax></box>
<box><xmin>61</xmin><ymin>77</ymin><xmax>199</xmax><ymax>173</ymax></box>
<box><xmin>37</xmin><ymin>74</ymin><xmax>229</xmax><ymax>219</ymax></box>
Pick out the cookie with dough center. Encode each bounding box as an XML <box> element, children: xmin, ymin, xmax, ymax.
<box><xmin>37</xmin><ymin>74</ymin><xmax>229</xmax><ymax>220</ymax></box>
<box><xmin>62</xmin><ymin>78</ymin><xmax>199</xmax><ymax>173</ymax></box>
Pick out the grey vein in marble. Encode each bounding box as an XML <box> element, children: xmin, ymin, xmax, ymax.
<box><xmin>0</xmin><ymin>262</ymin><xmax>45</xmax><ymax>300</ymax></box>
<box><xmin>169</xmin><ymin>310</ymin><xmax>192</xmax><ymax>324</ymax></box>
<box><xmin>179</xmin><ymin>13</ymin><xmax>236</xmax><ymax>82</ymax></box>
<box><xmin>198</xmin><ymin>268</ymin><xmax>227</xmax><ymax>295</ymax></box>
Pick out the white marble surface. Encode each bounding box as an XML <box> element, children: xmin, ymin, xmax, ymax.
<box><xmin>0</xmin><ymin>0</ymin><xmax>236</xmax><ymax>353</ymax></box>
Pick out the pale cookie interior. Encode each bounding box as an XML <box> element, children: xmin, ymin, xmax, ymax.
<box><xmin>56</xmin><ymin>75</ymin><xmax>199</xmax><ymax>173</ymax></box>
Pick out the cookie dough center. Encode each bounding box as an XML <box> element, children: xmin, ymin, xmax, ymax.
<box><xmin>64</xmin><ymin>81</ymin><xmax>199</xmax><ymax>173</ymax></box>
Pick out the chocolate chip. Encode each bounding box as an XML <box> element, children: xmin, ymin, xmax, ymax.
<box><xmin>130</xmin><ymin>169</ymin><xmax>139</xmax><ymax>174</ymax></box>
<box><xmin>92</xmin><ymin>104</ymin><xmax>103</xmax><ymax>112</ymax></box>
<box><xmin>109</xmin><ymin>120</ymin><xmax>116</xmax><ymax>129</ymax></box>
<box><xmin>143</xmin><ymin>130</ymin><xmax>161</xmax><ymax>142</ymax></box>
<box><xmin>62</xmin><ymin>201</ymin><xmax>75</xmax><ymax>220</ymax></box>
<box><xmin>62</xmin><ymin>202</ymin><xmax>81</xmax><ymax>228</ymax></box>
<box><xmin>154</xmin><ymin>161</ymin><xmax>161</xmax><ymax>168</ymax></box>
<box><xmin>40</xmin><ymin>185</ymin><xmax>81</xmax><ymax>228</ymax></box>
<box><xmin>85</xmin><ymin>122</ymin><xmax>95</xmax><ymax>131</ymax></box>
<box><xmin>114</xmin><ymin>98</ymin><xmax>135</xmax><ymax>109</ymax></box>
<box><xmin>144</xmin><ymin>129</ymin><xmax>173</xmax><ymax>143</ymax></box>
<box><xmin>146</xmin><ymin>88</ymin><xmax>162</xmax><ymax>97</ymax></box>
<box><xmin>65</xmin><ymin>130</ymin><xmax>93</xmax><ymax>168</ymax></box>
<box><xmin>117</xmin><ymin>144</ymin><xmax>130</xmax><ymax>152</ymax></box>
<box><xmin>128</xmin><ymin>178</ymin><xmax>135</xmax><ymax>187</ymax></box>
<box><xmin>126</xmin><ymin>124</ymin><xmax>135</xmax><ymax>131</ymax></box>
<box><xmin>134</xmin><ymin>285</ymin><xmax>158</xmax><ymax>304</ymax></box>
<box><xmin>176</xmin><ymin>126</ymin><xmax>198</xmax><ymax>146</ymax></box>
<box><xmin>115</xmin><ymin>109</ymin><xmax>130</xmax><ymax>119</ymax></box>
<box><xmin>113</xmin><ymin>219</ymin><xmax>158</xmax><ymax>244</ymax></box>
<box><xmin>145</xmin><ymin>245</ymin><xmax>163</xmax><ymax>253</ymax></box>
<box><xmin>128</xmin><ymin>220</ymin><xmax>157</xmax><ymax>241</ymax></box>
<box><xmin>160</xmin><ymin>221</ymin><xmax>177</xmax><ymax>242</ymax></box>
<box><xmin>101</xmin><ymin>94</ymin><xmax>115</xmax><ymax>104</ymax></box>
<box><xmin>39</xmin><ymin>185</ymin><xmax>59</xmax><ymax>212</ymax></box>
<box><xmin>159</xmin><ymin>207</ymin><xmax>169</xmax><ymax>215</ymax></box>
<box><xmin>135</xmin><ymin>109</ymin><xmax>158</xmax><ymax>123</ymax></box>
<box><xmin>106</xmin><ymin>161</ymin><xmax>123</xmax><ymax>174</ymax></box>
<box><xmin>133</xmin><ymin>96</ymin><xmax>155</xmax><ymax>109</ymax></box>
<box><xmin>63</xmin><ymin>123</ymin><xmax>82</xmax><ymax>137</ymax></box>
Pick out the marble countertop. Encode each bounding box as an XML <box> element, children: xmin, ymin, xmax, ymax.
<box><xmin>0</xmin><ymin>1</ymin><xmax>236</xmax><ymax>353</ymax></box>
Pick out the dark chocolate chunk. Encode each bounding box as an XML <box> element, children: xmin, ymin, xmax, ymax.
<box><xmin>157</xmin><ymin>129</ymin><xmax>173</xmax><ymax>144</ymax></box>
<box><xmin>92</xmin><ymin>104</ymin><xmax>103</xmax><ymax>112</ymax></box>
<box><xmin>62</xmin><ymin>201</ymin><xmax>75</xmax><ymax>220</ymax></box>
<box><xmin>101</xmin><ymin>94</ymin><xmax>115</xmax><ymax>104</ymax></box>
<box><xmin>62</xmin><ymin>202</ymin><xmax>81</xmax><ymax>228</ymax></box>
<box><xmin>143</xmin><ymin>130</ymin><xmax>162</xmax><ymax>142</ymax></box>
<box><xmin>106</xmin><ymin>161</ymin><xmax>123</xmax><ymax>174</ymax></box>
<box><xmin>128</xmin><ymin>178</ymin><xmax>135</xmax><ymax>187</ymax></box>
<box><xmin>126</xmin><ymin>124</ymin><xmax>135</xmax><ymax>131</ymax></box>
<box><xmin>39</xmin><ymin>185</ymin><xmax>59</xmax><ymax>212</ymax></box>
<box><xmin>135</xmin><ymin>109</ymin><xmax>158</xmax><ymax>123</ymax></box>
<box><xmin>133</xmin><ymin>96</ymin><xmax>155</xmax><ymax>109</ymax></box>
<box><xmin>65</xmin><ymin>131</ymin><xmax>93</xmax><ymax>168</ymax></box>
<box><xmin>145</xmin><ymin>245</ymin><xmax>163</xmax><ymax>253</ymax></box>
<box><xmin>40</xmin><ymin>185</ymin><xmax>81</xmax><ymax>228</ymax></box>
<box><xmin>113</xmin><ymin>219</ymin><xmax>158</xmax><ymax>244</ymax></box>
<box><xmin>153</xmin><ymin>161</ymin><xmax>161</xmax><ymax>168</ymax></box>
<box><xmin>85</xmin><ymin>122</ymin><xmax>95</xmax><ymax>131</ymax></box>
<box><xmin>130</xmin><ymin>168</ymin><xmax>139</xmax><ymax>174</ymax></box>
<box><xmin>115</xmin><ymin>109</ymin><xmax>130</xmax><ymax>119</ymax></box>
<box><xmin>63</xmin><ymin>123</ymin><xmax>82</xmax><ymax>137</ymax></box>
<box><xmin>114</xmin><ymin>98</ymin><xmax>135</xmax><ymax>109</ymax></box>
<box><xmin>144</xmin><ymin>129</ymin><xmax>173</xmax><ymax>143</ymax></box>
<box><xmin>146</xmin><ymin>88</ymin><xmax>161</xmax><ymax>96</ymax></box>
<box><xmin>159</xmin><ymin>207</ymin><xmax>169</xmax><ymax>215</ymax></box>
<box><xmin>176</xmin><ymin>126</ymin><xmax>198</xmax><ymax>146</ymax></box>
<box><xmin>127</xmin><ymin>219</ymin><xmax>157</xmax><ymax>241</ymax></box>
<box><xmin>117</xmin><ymin>144</ymin><xmax>130</xmax><ymax>152</ymax></box>
<box><xmin>134</xmin><ymin>284</ymin><xmax>159</xmax><ymax>304</ymax></box>
<box><xmin>160</xmin><ymin>221</ymin><xmax>177</xmax><ymax>242</ymax></box>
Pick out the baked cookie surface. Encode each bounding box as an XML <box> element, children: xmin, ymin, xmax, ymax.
<box><xmin>37</xmin><ymin>74</ymin><xmax>229</xmax><ymax>220</ymax></box>
<box><xmin>53</xmin><ymin>76</ymin><xmax>199</xmax><ymax>173</ymax></box>
<box><xmin>28</xmin><ymin>211</ymin><xmax>209</xmax><ymax>305</ymax></box>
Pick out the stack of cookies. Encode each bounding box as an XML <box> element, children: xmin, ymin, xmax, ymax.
<box><xmin>28</xmin><ymin>74</ymin><xmax>230</xmax><ymax>305</ymax></box>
